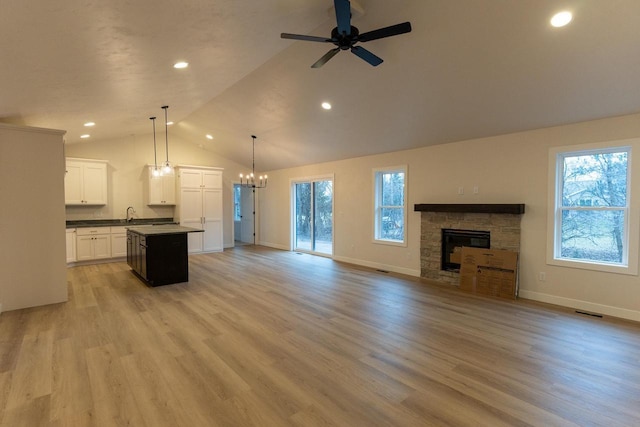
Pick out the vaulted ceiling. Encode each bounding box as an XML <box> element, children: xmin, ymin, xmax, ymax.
<box><xmin>2</xmin><ymin>0</ymin><xmax>640</xmax><ymax>171</ymax></box>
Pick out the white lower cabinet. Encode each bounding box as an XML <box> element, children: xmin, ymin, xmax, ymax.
<box><xmin>110</xmin><ymin>226</ymin><xmax>127</xmax><ymax>257</ymax></box>
<box><xmin>66</xmin><ymin>229</ymin><xmax>77</xmax><ymax>263</ymax></box>
<box><xmin>76</xmin><ymin>228</ymin><xmax>112</xmax><ymax>261</ymax></box>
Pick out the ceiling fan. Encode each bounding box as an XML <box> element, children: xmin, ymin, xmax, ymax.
<box><xmin>281</xmin><ymin>0</ymin><xmax>412</xmax><ymax>68</ymax></box>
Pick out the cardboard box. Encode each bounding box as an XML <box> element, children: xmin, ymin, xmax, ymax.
<box><xmin>449</xmin><ymin>246</ymin><xmax>462</xmax><ymax>264</ymax></box>
<box><xmin>459</xmin><ymin>247</ymin><xmax>518</xmax><ymax>300</ymax></box>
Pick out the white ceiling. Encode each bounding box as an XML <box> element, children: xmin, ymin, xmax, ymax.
<box><xmin>2</xmin><ymin>0</ymin><xmax>640</xmax><ymax>171</ymax></box>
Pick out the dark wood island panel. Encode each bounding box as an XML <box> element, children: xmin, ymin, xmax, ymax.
<box><xmin>126</xmin><ymin>225</ymin><xmax>203</xmax><ymax>286</ymax></box>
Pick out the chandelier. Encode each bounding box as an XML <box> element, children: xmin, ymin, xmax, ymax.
<box><xmin>239</xmin><ymin>135</ymin><xmax>267</xmax><ymax>188</ymax></box>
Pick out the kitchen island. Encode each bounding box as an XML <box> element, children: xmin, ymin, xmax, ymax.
<box><xmin>126</xmin><ymin>225</ymin><xmax>203</xmax><ymax>286</ymax></box>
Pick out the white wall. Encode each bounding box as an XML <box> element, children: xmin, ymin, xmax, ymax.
<box><xmin>0</xmin><ymin>124</ymin><xmax>67</xmax><ymax>312</ymax></box>
<box><xmin>259</xmin><ymin>113</ymin><xmax>640</xmax><ymax>322</ymax></box>
<box><xmin>64</xmin><ymin>134</ymin><xmax>249</xmax><ymax>249</ymax></box>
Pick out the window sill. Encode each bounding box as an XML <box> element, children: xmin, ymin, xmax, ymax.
<box><xmin>373</xmin><ymin>238</ymin><xmax>407</xmax><ymax>248</ymax></box>
<box><xmin>547</xmin><ymin>257</ymin><xmax>638</xmax><ymax>276</ymax></box>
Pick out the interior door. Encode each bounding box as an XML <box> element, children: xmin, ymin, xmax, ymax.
<box><xmin>240</xmin><ymin>187</ymin><xmax>254</xmax><ymax>244</ymax></box>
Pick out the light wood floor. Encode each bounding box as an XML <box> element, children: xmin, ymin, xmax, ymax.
<box><xmin>1</xmin><ymin>246</ymin><xmax>639</xmax><ymax>426</ymax></box>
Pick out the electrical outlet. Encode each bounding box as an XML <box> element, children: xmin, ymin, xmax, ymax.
<box><xmin>539</xmin><ymin>272</ymin><xmax>546</xmax><ymax>281</ymax></box>
<box><xmin>458</xmin><ymin>186</ymin><xmax>464</xmax><ymax>195</ymax></box>
<box><xmin>473</xmin><ymin>186</ymin><xmax>479</xmax><ymax>194</ymax></box>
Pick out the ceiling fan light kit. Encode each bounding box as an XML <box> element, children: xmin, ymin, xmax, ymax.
<box><xmin>281</xmin><ymin>0</ymin><xmax>412</xmax><ymax>68</ymax></box>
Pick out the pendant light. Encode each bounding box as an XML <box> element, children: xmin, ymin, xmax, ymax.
<box><xmin>150</xmin><ymin>116</ymin><xmax>161</xmax><ymax>177</ymax></box>
<box><xmin>161</xmin><ymin>105</ymin><xmax>173</xmax><ymax>174</ymax></box>
<box><xmin>239</xmin><ymin>135</ymin><xmax>267</xmax><ymax>188</ymax></box>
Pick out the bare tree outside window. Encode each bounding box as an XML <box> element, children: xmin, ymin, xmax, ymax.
<box><xmin>559</xmin><ymin>149</ymin><xmax>629</xmax><ymax>264</ymax></box>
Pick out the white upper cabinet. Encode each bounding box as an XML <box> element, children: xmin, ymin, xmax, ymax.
<box><xmin>147</xmin><ymin>166</ymin><xmax>176</xmax><ymax>205</ymax></box>
<box><xmin>179</xmin><ymin>168</ymin><xmax>222</xmax><ymax>189</ymax></box>
<box><xmin>65</xmin><ymin>158</ymin><xmax>108</xmax><ymax>205</ymax></box>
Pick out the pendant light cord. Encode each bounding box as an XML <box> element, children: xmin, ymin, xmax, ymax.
<box><xmin>150</xmin><ymin>116</ymin><xmax>157</xmax><ymax>170</ymax></box>
<box><xmin>251</xmin><ymin>135</ymin><xmax>256</xmax><ymax>176</ymax></box>
<box><xmin>162</xmin><ymin>105</ymin><xmax>169</xmax><ymax>164</ymax></box>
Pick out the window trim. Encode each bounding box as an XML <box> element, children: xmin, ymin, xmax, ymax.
<box><xmin>546</xmin><ymin>139</ymin><xmax>639</xmax><ymax>275</ymax></box>
<box><xmin>373</xmin><ymin>165</ymin><xmax>408</xmax><ymax>247</ymax></box>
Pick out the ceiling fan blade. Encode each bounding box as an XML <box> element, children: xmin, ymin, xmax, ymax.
<box><xmin>281</xmin><ymin>33</ymin><xmax>333</xmax><ymax>43</ymax></box>
<box><xmin>357</xmin><ymin>22</ymin><xmax>412</xmax><ymax>43</ymax></box>
<box><xmin>334</xmin><ymin>0</ymin><xmax>351</xmax><ymax>35</ymax></box>
<box><xmin>350</xmin><ymin>46</ymin><xmax>383</xmax><ymax>66</ymax></box>
<box><xmin>312</xmin><ymin>48</ymin><xmax>341</xmax><ymax>68</ymax></box>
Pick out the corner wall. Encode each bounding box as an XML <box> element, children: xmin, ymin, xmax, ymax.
<box><xmin>0</xmin><ymin>124</ymin><xmax>67</xmax><ymax>311</ymax></box>
<box><xmin>259</xmin><ymin>113</ymin><xmax>640</xmax><ymax>322</ymax></box>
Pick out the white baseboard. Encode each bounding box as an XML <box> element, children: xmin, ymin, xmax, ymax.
<box><xmin>255</xmin><ymin>243</ymin><xmax>421</xmax><ymax>277</ymax></box>
<box><xmin>257</xmin><ymin>241</ymin><xmax>290</xmax><ymax>251</ymax></box>
<box><xmin>333</xmin><ymin>255</ymin><xmax>421</xmax><ymax>277</ymax></box>
<box><xmin>518</xmin><ymin>289</ymin><xmax>640</xmax><ymax>322</ymax></box>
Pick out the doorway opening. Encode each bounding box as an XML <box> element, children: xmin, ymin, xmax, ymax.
<box><xmin>234</xmin><ymin>183</ymin><xmax>254</xmax><ymax>245</ymax></box>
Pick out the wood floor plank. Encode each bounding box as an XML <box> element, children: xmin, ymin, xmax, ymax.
<box><xmin>0</xmin><ymin>245</ymin><xmax>639</xmax><ymax>426</ymax></box>
<box><xmin>50</xmin><ymin>337</ymin><xmax>93</xmax><ymax>424</ymax></box>
<box><xmin>84</xmin><ymin>344</ymin><xmax>147</xmax><ymax>427</ymax></box>
<box><xmin>5</xmin><ymin>330</ymin><xmax>53</xmax><ymax>410</ymax></box>
<box><xmin>119</xmin><ymin>352</ymin><xmax>194</xmax><ymax>427</ymax></box>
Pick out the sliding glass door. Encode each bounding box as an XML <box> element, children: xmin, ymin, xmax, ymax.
<box><xmin>293</xmin><ymin>178</ymin><xmax>333</xmax><ymax>255</ymax></box>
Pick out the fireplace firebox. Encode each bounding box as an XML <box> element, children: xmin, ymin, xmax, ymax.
<box><xmin>441</xmin><ymin>229</ymin><xmax>490</xmax><ymax>271</ymax></box>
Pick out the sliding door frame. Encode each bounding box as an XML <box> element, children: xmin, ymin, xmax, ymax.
<box><xmin>290</xmin><ymin>174</ymin><xmax>335</xmax><ymax>257</ymax></box>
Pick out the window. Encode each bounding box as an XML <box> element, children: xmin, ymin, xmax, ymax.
<box><xmin>548</xmin><ymin>140</ymin><xmax>639</xmax><ymax>274</ymax></box>
<box><xmin>374</xmin><ymin>166</ymin><xmax>407</xmax><ymax>245</ymax></box>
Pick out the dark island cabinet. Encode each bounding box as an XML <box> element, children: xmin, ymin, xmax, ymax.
<box><xmin>126</xmin><ymin>230</ymin><xmax>189</xmax><ymax>286</ymax></box>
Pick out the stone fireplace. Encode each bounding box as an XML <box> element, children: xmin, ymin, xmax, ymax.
<box><xmin>415</xmin><ymin>204</ymin><xmax>525</xmax><ymax>285</ymax></box>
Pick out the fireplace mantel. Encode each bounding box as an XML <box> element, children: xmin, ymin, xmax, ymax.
<box><xmin>414</xmin><ymin>204</ymin><xmax>525</xmax><ymax>214</ymax></box>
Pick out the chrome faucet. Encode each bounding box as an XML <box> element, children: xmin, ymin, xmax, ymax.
<box><xmin>126</xmin><ymin>206</ymin><xmax>136</xmax><ymax>222</ymax></box>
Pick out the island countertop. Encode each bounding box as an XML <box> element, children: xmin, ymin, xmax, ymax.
<box><xmin>126</xmin><ymin>224</ymin><xmax>204</xmax><ymax>236</ymax></box>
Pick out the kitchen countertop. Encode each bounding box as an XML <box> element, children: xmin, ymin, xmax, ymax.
<box><xmin>126</xmin><ymin>224</ymin><xmax>203</xmax><ymax>236</ymax></box>
<box><xmin>66</xmin><ymin>218</ymin><xmax>175</xmax><ymax>228</ymax></box>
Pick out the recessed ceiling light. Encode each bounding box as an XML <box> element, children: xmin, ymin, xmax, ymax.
<box><xmin>83</xmin><ymin>122</ymin><xmax>95</xmax><ymax>127</ymax></box>
<box><xmin>206</xmin><ymin>134</ymin><xmax>214</xmax><ymax>140</ymax></box>
<box><xmin>321</xmin><ymin>102</ymin><xmax>332</xmax><ymax>110</ymax></box>
<box><xmin>80</xmin><ymin>134</ymin><xmax>90</xmax><ymax>139</ymax></box>
<box><xmin>173</xmin><ymin>61</ymin><xmax>189</xmax><ymax>69</ymax></box>
<box><xmin>550</xmin><ymin>11</ymin><xmax>572</xmax><ymax>27</ymax></box>
<box><xmin>166</xmin><ymin>121</ymin><xmax>174</xmax><ymax>126</ymax></box>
